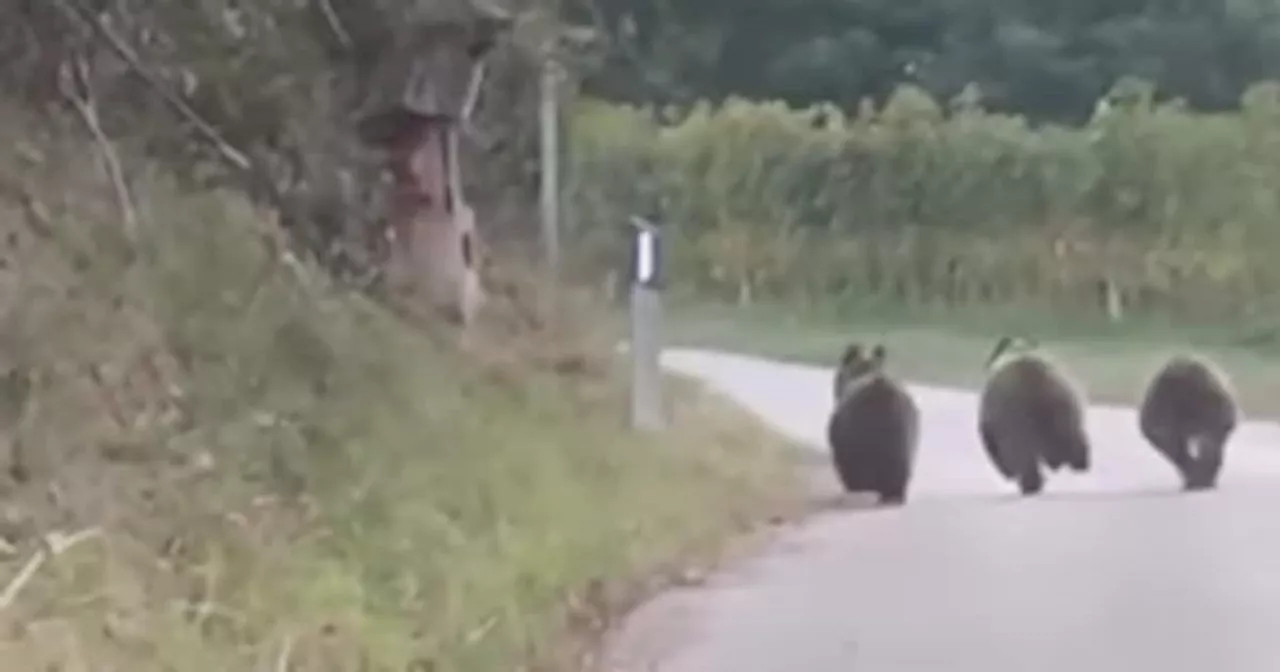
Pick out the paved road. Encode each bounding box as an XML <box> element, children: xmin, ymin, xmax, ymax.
<box><xmin>601</xmin><ymin>348</ymin><xmax>1280</xmax><ymax>672</ymax></box>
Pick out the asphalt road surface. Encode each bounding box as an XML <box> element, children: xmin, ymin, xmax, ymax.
<box><xmin>601</xmin><ymin>348</ymin><xmax>1280</xmax><ymax>672</ymax></box>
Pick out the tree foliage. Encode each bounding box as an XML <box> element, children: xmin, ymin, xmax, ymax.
<box><xmin>569</xmin><ymin>83</ymin><xmax>1280</xmax><ymax>321</ymax></box>
<box><xmin>569</xmin><ymin>0</ymin><xmax>1280</xmax><ymax>123</ymax></box>
<box><xmin>1</xmin><ymin>0</ymin><xmax>554</xmax><ymax>278</ymax></box>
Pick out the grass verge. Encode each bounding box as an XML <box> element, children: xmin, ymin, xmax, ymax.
<box><xmin>668</xmin><ymin>300</ymin><xmax>1280</xmax><ymax>420</ymax></box>
<box><xmin>0</xmin><ymin>107</ymin><xmax>806</xmax><ymax>671</ymax></box>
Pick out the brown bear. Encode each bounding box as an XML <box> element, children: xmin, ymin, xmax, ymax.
<box><xmin>978</xmin><ymin>335</ymin><xmax>1091</xmax><ymax>496</ymax></box>
<box><xmin>1138</xmin><ymin>353</ymin><xmax>1239</xmax><ymax>491</ymax></box>
<box><xmin>826</xmin><ymin>342</ymin><xmax>921</xmax><ymax>505</ymax></box>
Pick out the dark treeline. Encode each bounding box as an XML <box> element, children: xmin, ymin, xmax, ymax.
<box><xmin>567</xmin><ymin>0</ymin><xmax>1280</xmax><ymax>123</ymax></box>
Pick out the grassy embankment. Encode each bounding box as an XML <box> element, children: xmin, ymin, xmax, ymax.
<box><xmin>668</xmin><ymin>300</ymin><xmax>1280</xmax><ymax>419</ymax></box>
<box><xmin>0</xmin><ymin>106</ymin><xmax>807</xmax><ymax>671</ymax></box>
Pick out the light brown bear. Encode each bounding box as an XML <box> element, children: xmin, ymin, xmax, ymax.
<box><xmin>978</xmin><ymin>335</ymin><xmax>1091</xmax><ymax>496</ymax></box>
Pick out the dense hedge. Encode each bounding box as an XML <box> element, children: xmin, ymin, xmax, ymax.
<box><xmin>568</xmin><ymin>80</ymin><xmax>1280</xmax><ymax>322</ymax></box>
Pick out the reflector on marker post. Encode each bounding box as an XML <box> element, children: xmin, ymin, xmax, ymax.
<box><xmin>637</xmin><ymin>229</ymin><xmax>654</xmax><ymax>283</ymax></box>
<box><xmin>628</xmin><ymin>215</ymin><xmax>664</xmax><ymax>290</ymax></box>
<box><xmin>628</xmin><ymin>215</ymin><xmax>665</xmax><ymax>432</ymax></box>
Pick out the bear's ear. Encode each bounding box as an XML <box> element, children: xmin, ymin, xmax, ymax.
<box><xmin>841</xmin><ymin>343</ymin><xmax>863</xmax><ymax>366</ymax></box>
<box><xmin>870</xmin><ymin>343</ymin><xmax>887</xmax><ymax>365</ymax></box>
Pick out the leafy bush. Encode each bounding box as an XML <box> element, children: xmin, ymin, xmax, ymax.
<box><xmin>569</xmin><ymin>81</ymin><xmax>1280</xmax><ymax>323</ymax></box>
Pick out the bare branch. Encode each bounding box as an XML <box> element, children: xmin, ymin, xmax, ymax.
<box><xmin>275</xmin><ymin>634</ymin><xmax>295</xmax><ymax>672</ymax></box>
<box><xmin>461</xmin><ymin>60</ymin><xmax>489</xmax><ymax>124</ymax></box>
<box><xmin>0</xmin><ymin>527</ymin><xmax>103</xmax><ymax>611</ymax></box>
<box><xmin>314</xmin><ymin>0</ymin><xmax>353</xmax><ymax>50</ymax></box>
<box><xmin>47</xmin><ymin>0</ymin><xmax>252</xmax><ymax>172</ymax></box>
<box><xmin>459</xmin><ymin>59</ymin><xmax>504</xmax><ymax>151</ymax></box>
<box><xmin>59</xmin><ymin>54</ymin><xmax>140</xmax><ymax>242</ymax></box>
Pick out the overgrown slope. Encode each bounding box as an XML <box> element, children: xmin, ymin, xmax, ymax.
<box><xmin>0</xmin><ymin>106</ymin><xmax>804</xmax><ymax>670</ymax></box>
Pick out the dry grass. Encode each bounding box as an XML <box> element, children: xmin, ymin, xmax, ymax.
<box><xmin>0</xmin><ymin>106</ymin><xmax>806</xmax><ymax>671</ymax></box>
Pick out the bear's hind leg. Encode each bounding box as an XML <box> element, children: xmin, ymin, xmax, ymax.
<box><xmin>1017</xmin><ymin>461</ymin><xmax>1044</xmax><ymax>496</ymax></box>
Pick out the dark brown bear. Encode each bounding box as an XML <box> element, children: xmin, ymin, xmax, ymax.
<box><xmin>1138</xmin><ymin>354</ymin><xmax>1239</xmax><ymax>491</ymax></box>
<box><xmin>977</xmin><ymin>335</ymin><xmax>1091</xmax><ymax>496</ymax></box>
<box><xmin>826</xmin><ymin>342</ymin><xmax>921</xmax><ymax>505</ymax></box>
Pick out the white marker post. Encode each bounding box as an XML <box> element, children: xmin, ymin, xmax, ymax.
<box><xmin>629</xmin><ymin>215</ymin><xmax>665</xmax><ymax>432</ymax></box>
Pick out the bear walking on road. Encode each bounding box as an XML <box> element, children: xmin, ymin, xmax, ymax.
<box><xmin>978</xmin><ymin>335</ymin><xmax>1091</xmax><ymax>496</ymax></box>
<box><xmin>1138</xmin><ymin>354</ymin><xmax>1239</xmax><ymax>491</ymax></box>
<box><xmin>826</xmin><ymin>342</ymin><xmax>921</xmax><ymax>505</ymax></box>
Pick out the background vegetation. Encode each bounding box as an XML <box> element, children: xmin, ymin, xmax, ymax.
<box><xmin>566</xmin><ymin>0</ymin><xmax>1280</xmax><ymax>415</ymax></box>
<box><xmin>569</xmin><ymin>79</ymin><xmax>1280</xmax><ymax>331</ymax></box>
<box><xmin>569</xmin><ymin>0</ymin><xmax>1280</xmax><ymax>124</ymax></box>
